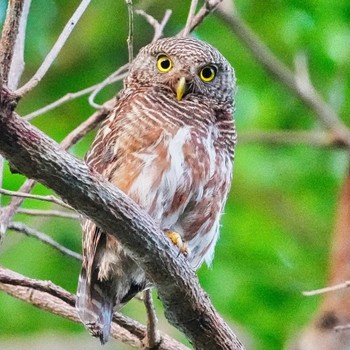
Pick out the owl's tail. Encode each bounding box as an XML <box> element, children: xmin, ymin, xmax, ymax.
<box><xmin>76</xmin><ymin>267</ymin><xmax>114</xmax><ymax>344</ymax></box>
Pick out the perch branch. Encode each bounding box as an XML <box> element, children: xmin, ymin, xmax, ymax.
<box><xmin>0</xmin><ymin>266</ymin><xmax>190</xmax><ymax>350</ymax></box>
<box><xmin>8</xmin><ymin>221</ymin><xmax>82</xmax><ymax>261</ymax></box>
<box><xmin>15</xmin><ymin>0</ymin><xmax>92</xmax><ymax>97</ymax></box>
<box><xmin>0</xmin><ymin>106</ymin><xmax>244</xmax><ymax>350</ymax></box>
<box><xmin>217</xmin><ymin>9</ymin><xmax>350</xmax><ymax>147</ymax></box>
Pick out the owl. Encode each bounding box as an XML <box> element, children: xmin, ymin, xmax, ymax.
<box><xmin>76</xmin><ymin>37</ymin><xmax>236</xmax><ymax>343</ymax></box>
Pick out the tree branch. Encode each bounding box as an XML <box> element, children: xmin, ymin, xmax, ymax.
<box><xmin>0</xmin><ymin>266</ymin><xmax>190</xmax><ymax>350</ymax></box>
<box><xmin>239</xmin><ymin>130</ymin><xmax>349</xmax><ymax>149</ymax></box>
<box><xmin>16</xmin><ymin>208</ymin><xmax>79</xmax><ymax>219</ymax></box>
<box><xmin>8</xmin><ymin>0</ymin><xmax>31</xmax><ymax>90</ymax></box>
<box><xmin>178</xmin><ymin>0</ymin><xmax>223</xmax><ymax>36</ymax></box>
<box><xmin>0</xmin><ymin>99</ymin><xmax>113</xmax><ymax>239</ymax></box>
<box><xmin>217</xmin><ymin>8</ymin><xmax>350</xmax><ymax>148</ymax></box>
<box><xmin>0</xmin><ymin>0</ymin><xmax>25</xmax><ymax>86</ymax></box>
<box><xmin>0</xmin><ymin>106</ymin><xmax>244</xmax><ymax>350</ymax></box>
<box><xmin>0</xmin><ymin>188</ymin><xmax>72</xmax><ymax>209</ymax></box>
<box><xmin>8</xmin><ymin>221</ymin><xmax>82</xmax><ymax>261</ymax></box>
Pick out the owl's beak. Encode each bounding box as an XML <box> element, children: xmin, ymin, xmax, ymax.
<box><xmin>176</xmin><ymin>77</ymin><xmax>187</xmax><ymax>101</ymax></box>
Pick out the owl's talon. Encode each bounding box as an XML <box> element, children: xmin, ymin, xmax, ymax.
<box><xmin>165</xmin><ymin>230</ymin><xmax>188</xmax><ymax>256</ymax></box>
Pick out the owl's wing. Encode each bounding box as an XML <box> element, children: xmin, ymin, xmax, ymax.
<box><xmin>76</xmin><ymin>98</ymin><xmax>155</xmax><ymax>343</ymax></box>
<box><xmin>76</xmin><ymin>223</ymin><xmax>114</xmax><ymax>344</ymax></box>
<box><xmin>76</xmin><ymin>107</ymin><xmax>124</xmax><ymax>343</ymax></box>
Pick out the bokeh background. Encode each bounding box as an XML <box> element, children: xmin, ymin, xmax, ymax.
<box><xmin>0</xmin><ymin>0</ymin><xmax>349</xmax><ymax>349</ymax></box>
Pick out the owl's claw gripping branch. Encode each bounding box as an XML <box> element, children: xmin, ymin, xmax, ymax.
<box><xmin>165</xmin><ymin>230</ymin><xmax>188</xmax><ymax>256</ymax></box>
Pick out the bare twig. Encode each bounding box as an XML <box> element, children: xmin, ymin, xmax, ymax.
<box><xmin>8</xmin><ymin>221</ymin><xmax>82</xmax><ymax>260</ymax></box>
<box><xmin>239</xmin><ymin>130</ymin><xmax>348</xmax><ymax>149</ymax></box>
<box><xmin>24</xmin><ymin>84</ymin><xmax>100</xmax><ymax>121</ymax></box>
<box><xmin>16</xmin><ymin>208</ymin><xmax>79</xmax><ymax>219</ymax></box>
<box><xmin>334</xmin><ymin>324</ymin><xmax>350</xmax><ymax>332</ymax></box>
<box><xmin>0</xmin><ymin>267</ymin><xmax>190</xmax><ymax>350</ymax></box>
<box><xmin>15</xmin><ymin>0</ymin><xmax>92</xmax><ymax>97</ymax></box>
<box><xmin>143</xmin><ymin>289</ymin><xmax>161</xmax><ymax>349</ymax></box>
<box><xmin>0</xmin><ymin>188</ymin><xmax>72</xmax><ymax>209</ymax></box>
<box><xmin>126</xmin><ymin>0</ymin><xmax>134</xmax><ymax>64</ymax></box>
<box><xmin>182</xmin><ymin>0</ymin><xmax>198</xmax><ymax>37</ymax></box>
<box><xmin>88</xmin><ymin>65</ymin><xmax>128</xmax><ymax>109</ymax></box>
<box><xmin>216</xmin><ymin>9</ymin><xmax>350</xmax><ymax>147</ymax></box>
<box><xmin>0</xmin><ymin>0</ymin><xmax>25</xmax><ymax>85</ymax></box>
<box><xmin>136</xmin><ymin>9</ymin><xmax>172</xmax><ymax>42</ymax></box>
<box><xmin>177</xmin><ymin>0</ymin><xmax>223</xmax><ymax>36</ymax></box>
<box><xmin>303</xmin><ymin>280</ymin><xmax>350</xmax><ymax>297</ymax></box>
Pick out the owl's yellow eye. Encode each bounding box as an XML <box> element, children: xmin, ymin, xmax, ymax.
<box><xmin>199</xmin><ymin>66</ymin><xmax>216</xmax><ymax>82</ymax></box>
<box><xmin>157</xmin><ymin>55</ymin><xmax>173</xmax><ymax>72</ymax></box>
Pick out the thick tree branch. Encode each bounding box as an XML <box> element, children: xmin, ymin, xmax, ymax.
<box><xmin>0</xmin><ymin>105</ymin><xmax>244</xmax><ymax>350</ymax></box>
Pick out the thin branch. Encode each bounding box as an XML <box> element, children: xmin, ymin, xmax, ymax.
<box><xmin>23</xmin><ymin>84</ymin><xmax>100</xmax><ymax>121</ymax></box>
<box><xmin>182</xmin><ymin>0</ymin><xmax>198</xmax><ymax>37</ymax></box>
<box><xmin>0</xmin><ymin>188</ymin><xmax>72</xmax><ymax>209</ymax></box>
<box><xmin>177</xmin><ymin>0</ymin><xmax>223</xmax><ymax>36</ymax></box>
<box><xmin>303</xmin><ymin>281</ymin><xmax>350</xmax><ymax>297</ymax></box>
<box><xmin>8</xmin><ymin>221</ymin><xmax>82</xmax><ymax>261</ymax></box>
<box><xmin>88</xmin><ymin>65</ymin><xmax>128</xmax><ymax>109</ymax></box>
<box><xmin>15</xmin><ymin>0</ymin><xmax>92</xmax><ymax>97</ymax></box>
<box><xmin>0</xmin><ymin>0</ymin><xmax>25</xmax><ymax>86</ymax></box>
<box><xmin>126</xmin><ymin>0</ymin><xmax>134</xmax><ymax>64</ymax></box>
<box><xmin>143</xmin><ymin>289</ymin><xmax>161</xmax><ymax>349</ymax></box>
<box><xmin>216</xmin><ymin>8</ymin><xmax>350</xmax><ymax>147</ymax></box>
<box><xmin>334</xmin><ymin>324</ymin><xmax>350</xmax><ymax>332</ymax></box>
<box><xmin>239</xmin><ymin>130</ymin><xmax>348</xmax><ymax>149</ymax></box>
<box><xmin>16</xmin><ymin>208</ymin><xmax>79</xmax><ymax>219</ymax></box>
<box><xmin>0</xmin><ymin>267</ymin><xmax>190</xmax><ymax>350</ymax></box>
<box><xmin>135</xmin><ymin>9</ymin><xmax>172</xmax><ymax>42</ymax></box>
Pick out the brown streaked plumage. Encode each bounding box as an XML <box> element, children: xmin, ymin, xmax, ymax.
<box><xmin>76</xmin><ymin>36</ymin><xmax>237</xmax><ymax>343</ymax></box>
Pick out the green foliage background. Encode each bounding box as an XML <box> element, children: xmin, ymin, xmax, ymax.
<box><xmin>0</xmin><ymin>0</ymin><xmax>349</xmax><ymax>349</ymax></box>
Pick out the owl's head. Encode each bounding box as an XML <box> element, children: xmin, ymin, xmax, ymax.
<box><xmin>126</xmin><ymin>37</ymin><xmax>236</xmax><ymax>104</ymax></box>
